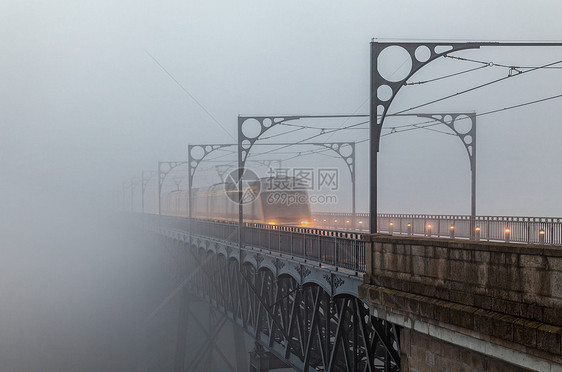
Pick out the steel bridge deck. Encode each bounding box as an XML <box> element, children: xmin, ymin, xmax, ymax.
<box><xmin>143</xmin><ymin>214</ymin><xmax>401</xmax><ymax>372</ymax></box>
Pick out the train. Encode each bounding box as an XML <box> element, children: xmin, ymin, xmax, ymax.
<box><xmin>161</xmin><ymin>177</ymin><xmax>312</xmax><ymax>226</ymax></box>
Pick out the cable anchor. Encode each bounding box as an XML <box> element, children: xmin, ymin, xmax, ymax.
<box><xmin>508</xmin><ymin>67</ymin><xmax>522</xmax><ymax>77</ymax></box>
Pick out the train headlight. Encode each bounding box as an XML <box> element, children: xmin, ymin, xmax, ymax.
<box><xmin>268</xmin><ymin>221</ymin><xmax>276</xmax><ymax>225</ymax></box>
<box><xmin>300</xmin><ymin>220</ymin><xmax>309</xmax><ymax>226</ymax></box>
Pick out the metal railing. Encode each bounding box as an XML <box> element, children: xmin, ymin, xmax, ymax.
<box><xmin>144</xmin><ymin>214</ymin><xmax>366</xmax><ymax>273</ymax></box>
<box><xmin>145</xmin><ymin>212</ymin><xmax>562</xmax><ymax>279</ymax></box>
<box><xmin>245</xmin><ymin>223</ymin><xmax>365</xmax><ymax>272</ymax></box>
<box><xmin>312</xmin><ymin>213</ymin><xmax>562</xmax><ymax>245</ymax></box>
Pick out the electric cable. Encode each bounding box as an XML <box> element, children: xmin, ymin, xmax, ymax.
<box><xmin>391</xmin><ymin>58</ymin><xmax>562</xmax><ymax>115</ymax></box>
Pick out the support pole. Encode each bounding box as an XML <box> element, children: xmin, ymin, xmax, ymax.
<box><xmin>369</xmin><ymin>42</ymin><xmax>379</xmax><ymax>234</ymax></box>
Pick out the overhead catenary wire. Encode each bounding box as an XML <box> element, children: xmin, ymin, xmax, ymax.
<box><xmin>184</xmin><ymin>88</ymin><xmax>562</xmax><ymax>171</ymax></box>
<box><xmin>145</xmin><ymin>50</ymin><xmax>236</xmax><ymax>141</ymax></box>
<box><xmin>185</xmin><ymin>92</ymin><xmax>562</xmax><ymax>178</ymax></box>
<box><xmin>260</xmin><ymin>126</ymin><xmax>306</xmax><ymax>140</ymax></box>
<box><xmin>243</xmin><ymin>120</ymin><xmax>369</xmax><ymax>158</ymax></box>
<box><xmin>391</xmin><ymin>58</ymin><xmax>562</xmax><ymax>115</ymax></box>
<box><xmin>445</xmin><ymin>54</ymin><xmax>562</xmax><ymax>69</ymax></box>
<box><xmin>211</xmin><ymin>89</ymin><xmax>562</xmax><ymax>158</ymax></box>
<box><xmin>277</xmin><ymin>120</ymin><xmax>369</xmax><ymax>131</ymax></box>
<box><xmin>405</xmin><ymin>64</ymin><xmax>490</xmax><ymax>85</ymax></box>
<box><xmin>383</xmin><ymin>91</ymin><xmax>562</xmax><ymax>137</ymax></box>
<box><xmin>250</xmin><ymin>143</ymin><xmax>336</xmax><ymax>159</ymax></box>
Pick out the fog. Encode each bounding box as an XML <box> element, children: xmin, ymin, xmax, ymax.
<box><xmin>1</xmin><ymin>0</ymin><xmax>562</xmax><ymax>370</ymax></box>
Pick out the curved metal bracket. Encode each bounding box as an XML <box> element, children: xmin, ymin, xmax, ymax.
<box><xmin>142</xmin><ymin>170</ymin><xmax>157</xmax><ymax>193</ymax></box>
<box><xmin>312</xmin><ymin>142</ymin><xmax>355</xmax><ymax>180</ymax></box>
<box><xmin>158</xmin><ymin>161</ymin><xmax>188</xmax><ymax>190</ymax></box>
<box><xmin>238</xmin><ymin>116</ymin><xmax>301</xmax><ymax>169</ymax></box>
<box><xmin>414</xmin><ymin>113</ymin><xmax>476</xmax><ymax>170</ymax></box>
<box><xmin>415</xmin><ymin>113</ymin><xmax>477</xmax><ymax>232</ymax></box>
<box><xmin>312</xmin><ymin>142</ymin><xmax>356</xmax><ymax>217</ymax></box>
<box><xmin>188</xmin><ymin>144</ymin><xmax>234</xmax><ymax>188</ymax></box>
<box><xmin>158</xmin><ymin>161</ymin><xmax>188</xmax><ymax>215</ymax></box>
<box><xmin>369</xmin><ymin>41</ymin><xmax>562</xmax><ymax>233</ymax></box>
<box><xmin>371</xmin><ymin>42</ymin><xmax>482</xmax><ymax>150</ymax></box>
<box><xmin>128</xmin><ymin>176</ymin><xmax>141</xmax><ymax>212</ymax></box>
<box><xmin>141</xmin><ymin>170</ymin><xmax>157</xmax><ymax>213</ymax></box>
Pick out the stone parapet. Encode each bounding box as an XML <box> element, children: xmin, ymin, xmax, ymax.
<box><xmin>358</xmin><ymin>234</ymin><xmax>562</xmax><ymax>365</ymax></box>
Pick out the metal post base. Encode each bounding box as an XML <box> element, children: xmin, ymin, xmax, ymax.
<box><xmin>249</xmin><ymin>342</ymin><xmax>289</xmax><ymax>372</ymax></box>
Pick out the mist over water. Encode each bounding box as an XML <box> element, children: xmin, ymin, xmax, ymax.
<box><xmin>0</xmin><ymin>191</ymin><xmax>168</xmax><ymax>371</ymax></box>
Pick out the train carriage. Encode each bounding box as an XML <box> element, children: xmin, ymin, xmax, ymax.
<box><xmin>161</xmin><ymin>177</ymin><xmax>311</xmax><ymax>226</ymax></box>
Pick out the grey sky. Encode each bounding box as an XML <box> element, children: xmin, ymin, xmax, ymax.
<box><xmin>1</xmin><ymin>1</ymin><xmax>562</xmax><ymax>370</ymax></box>
<box><xmin>1</xmin><ymin>0</ymin><xmax>562</xmax><ymax>217</ymax></box>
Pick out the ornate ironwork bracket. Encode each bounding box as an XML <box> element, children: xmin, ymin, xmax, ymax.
<box><xmin>311</xmin><ymin>142</ymin><xmax>355</xmax><ymax>182</ymax></box>
<box><xmin>188</xmin><ymin>144</ymin><xmax>234</xmax><ymax>189</ymax></box>
<box><xmin>371</xmin><ymin>42</ymin><xmax>484</xmax><ymax>148</ymax></box>
<box><xmin>369</xmin><ymin>40</ymin><xmax>562</xmax><ymax>233</ymax></box>
<box><xmin>129</xmin><ymin>176</ymin><xmax>140</xmax><ymax>211</ymax></box>
<box><xmin>158</xmin><ymin>161</ymin><xmax>188</xmax><ymax>215</ymax></box>
<box><xmin>394</xmin><ymin>112</ymin><xmax>477</xmax><ymax>231</ymax></box>
<box><xmin>141</xmin><ymin>170</ymin><xmax>157</xmax><ymax>213</ymax></box>
<box><xmin>410</xmin><ymin>113</ymin><xmax>476</xmax><ymax>168</ymax></box>
<box><xmin>237</xmin><ymin>114</ymin><xmax>364</xmax><ymax>246</ymax></box>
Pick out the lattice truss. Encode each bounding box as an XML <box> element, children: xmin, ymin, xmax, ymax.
<box><xmin>164</xmin><ymin>238</ymin><xmax>401</xmax><ymax>372</ymax></box>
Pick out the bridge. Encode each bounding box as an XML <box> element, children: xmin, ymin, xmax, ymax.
<box><xmin>129</xmin><ymin>40</ymin><xmax>562</xmax><ymax>371</ymax></box>
<box><xmin>138</xmin><ymin>213</ymin><xmax>562</xmax><ymax>372</ymax></box>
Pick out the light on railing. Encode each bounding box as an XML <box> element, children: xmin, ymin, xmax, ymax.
<box><xmin>475</xmin><ymin>226</ymin><xmax>481</xmax><ymax>241</ymax></box>
<box><xmin>300</xmin><ymin>220</ymin><xmax>309</xmax><ymax>226</ymax></box>
<box><xmin>407</xmin><ymin>223</ymin><xmax>412</xmax><ymax>236</ymax></box>
<box><xmin>358</xmin><ymin>220</ymin><xmax>363</xmax><ymax>224</ymax></box>
<box><xmin>268</xmin><ymin>221</ymin><xmax>276</xmax><ymax>225</ymax></box>
<box><xmin>346</xmin><ymin>220</ymin><xmax>350</xmax><ymax>224</ymax></box>
<box><xmin>449</xmin><ymin>225</ymin><xmax>455</xmax><ymax>239</ymax></box>
<box><xmin>389</xmin><ymin>222</ymin><xmax>394</xmax><ymax>235</ymax></box>
<box><xmin>426</xmin><ymin>224</ymin><xmax>432</xmax><ymax>238</ymax></box>
<box><xmin>504</xmin><ymin>227</ymin><xmax>511</xmax><ymax>243</ymax></box>
<box><xmin>334</xmin><ymin>219</ymin><xmax>338</xmax><ymax>223</ymax></box>
<box><xmin>539</xmin><ymin>229</ymin><xmax>545</xmax><ymax>244</ymax></box>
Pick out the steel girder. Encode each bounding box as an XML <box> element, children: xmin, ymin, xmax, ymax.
<box><xmin>168</xmin><ymin>240</ymin><xmax>401</xmax><ymax>372</ymax></box>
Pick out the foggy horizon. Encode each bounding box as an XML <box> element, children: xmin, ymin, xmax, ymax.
<box><xmin>1</xmin><ymin>0</ymin><xmax>561</xmax><ymax>370</ymax></box>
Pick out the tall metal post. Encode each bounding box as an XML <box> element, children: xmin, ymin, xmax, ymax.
<box><xmin>130</xmin><ymin>178</ymin><xmax>138</xmax><ymax>212</ymax></box>
<box><xmin>312</xmin><ymin>142</ymin><xmax>356</xmax><ymax>226</ymax></box>
<box><xmin>158</xmin><ymin>162</ymin><xmax>162</xmax><ymax>215</ymax></box>
<box><xmin>188</xmin><ymin>144</ymin><xmax>233</xmax><ymax>231</ymax></box>
<box><xmin>188</xmin><ymin>141</ymin><xmax>353</xmax><ymax>243</ymax></box>
<box><xmin>411</xmin><ymin>113</ymin><xmax>477</xmax><ymax>237</ymax></box>
<box><xmin>122</xmin><ymin>182</ymin><xmax>128</xmax><ymax>211</ymax></box>
<box><xmin>237</xmin><ymin>115</ymin><xmax>364</xmax><ymax>240</ymax></box>
<box><xmin>352</xmin><ymin>144</ymin><xmax>357</xmax><ymax>226</ymax></box>
<box><xmin>370</xmin><ymin>43</ymin><xmax>379</xmax><ymax>233</ymax></box>
<box><xmin>158</xmin><ymin>161</ymin><xmax>188</xmax><ymax>215</ymax></box>
<box><xmin>141</xmin><ymin>170</ymin><xmax>157</xmax><ymax>214</ymax></box>
<box><xmin>255</xmin><ymin>141</ymin><xmax>356</xmax><ymax>224</ymax></box>
<box><xmin>237</xmin><ymin>118</ymin><xmax>244</xmax><ymax>248</ymax></box>
<box><xmin>369</xmin><ymin>40</ymin><xmax>562</xmax><ymax>234</ymax></box>
<box><xmin>471</xmin><ymin>146</ymin><xmax>476</xmax><ymax>237</ymax></box>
